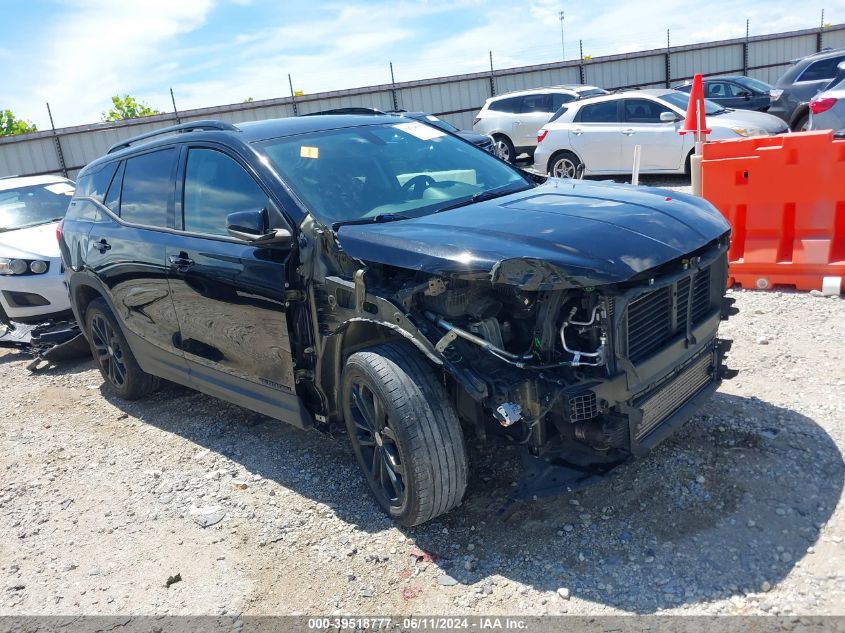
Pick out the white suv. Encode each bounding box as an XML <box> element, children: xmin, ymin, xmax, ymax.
<box><xmin>472</xmin><ymin>85</ymin><xmax>608</xmax><ymax>162</ymax></box>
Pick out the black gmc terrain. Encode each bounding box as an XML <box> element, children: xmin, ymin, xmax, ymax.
<box><xmin>60</xmin><ymin>116</ymin><xmax>735</xmax><ymax>526</ymax></box>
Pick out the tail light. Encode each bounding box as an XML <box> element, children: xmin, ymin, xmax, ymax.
<box><xmin>537</xmin><ymin>128</ymin><xmax>549</xmax><ymax>144</ymax></box>
<box><xmin>769</xmin><ymin>89</ymin><xmax>783</xmax><ymax>102</ymax></box>
<box><xmin>56</xmin><ymin>219</ymin><xmax>63</xmax><ymax>243</ymax></box>
<box><xmin>810</xmin><ymin>97</ymin><xmax>837</xmax><ymax>114</ymax></box>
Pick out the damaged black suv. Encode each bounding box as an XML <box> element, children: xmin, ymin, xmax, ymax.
<box><xmin>60</xmin><ymin>116</ymin><xmax>735</xmax><ymax>526</ymax></box>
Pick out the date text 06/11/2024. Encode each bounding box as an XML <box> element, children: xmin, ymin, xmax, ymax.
<box><xmin>306</xmin><ymin>617</ymin><xmax>528</xmax><ymax>630</ymax></box>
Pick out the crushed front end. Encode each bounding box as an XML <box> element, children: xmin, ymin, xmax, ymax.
<box><xmin>400</xmin><ymin>234</ymin><xmax>738</xmax><ymax>499</ymax></box>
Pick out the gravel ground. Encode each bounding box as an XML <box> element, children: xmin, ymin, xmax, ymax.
<box><xmin>1</xmin><ymin>289</ymin><xmax>843</xmax><ymax>617</ymax></box>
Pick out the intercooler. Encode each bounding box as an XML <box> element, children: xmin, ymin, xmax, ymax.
<box><xmin>633</xmin><ymin>349</ymin><xmax>715</xmax><ymax>441</ymax></box>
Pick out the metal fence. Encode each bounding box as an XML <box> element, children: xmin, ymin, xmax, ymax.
<box><xmin>2</xmin><ymin>23</ymin><xmax>844</xmax><ymax>180</ymax></box>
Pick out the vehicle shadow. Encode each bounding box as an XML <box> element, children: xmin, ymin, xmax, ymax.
<box><xmin>100</xmin><ymin>385</ymin><xmax>842</xmax><ymax>613</ymax></box>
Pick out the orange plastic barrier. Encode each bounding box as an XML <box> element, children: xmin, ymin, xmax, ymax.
<box><xmin>701</xmin><ymin>130</ymin><xmax>845</xmax><ymax>293</ymax></box>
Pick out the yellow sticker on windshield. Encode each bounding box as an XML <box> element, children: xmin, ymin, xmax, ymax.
<box><xmin>300</xmin><ymin>146</ymin><xmax>319</xmax><ymax>159</ymax></box>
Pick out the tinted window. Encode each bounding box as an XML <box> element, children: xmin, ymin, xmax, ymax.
<box><xmin>551</xmin><ymin>93</ymin><xmax>575</xmax><ymax>110</ymax></box>
<box><xmin>579</xmin><ymin>101</ymin><xmax>619</xmax><ymax>123</ymax></box>
<box><xmin>74</xmin><ymin>162</ymin><xmax>117</xmax><ymax>202</ymax></box>
<box><xmin>488</xmin><ymin>97</ymin><xmax>522</xmax><ymax>113</ymax></box>
<box><xmin>675</xmin><ymin>84</ymin><xmax>692</xmax><ymax>93</ymax></box>
<box><xmin>119</xmin><ymin>149</ymin><xmax>177</xmax><ymax>227</ymax></box>
<box><xmin>183</xmin><ymin>149</ymin><xmax>270</xmax><ymax>236</ymax></box>
<box><xmin>520</xmin><ymin>94</ymin><xmax>552</xmax><ymax>113</ymax></box>
<box><xmin>799</xmin><ymin>56</ymin><xmax>845</xmax><ymax>82</ymax></box>
<box><xmin>104</xmin><ymin>161</ymin><xmax>125</xmax><ymax>214</ymax></box>
<box><xmin>548</xmin><ymin>106</ymin><xmax>569</xmax><ymax>123</ymax></box>
<box><xmin>623</xmin><ymin>99</ymin><xmax>672</xmax><ymax>123</ymax></box>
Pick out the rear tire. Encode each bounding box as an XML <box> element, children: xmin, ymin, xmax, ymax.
<box><xmin>492</xmin><ymin>135</ymin><xmax>516</xmax><ymax>163</ymax></box>
<box><xmin>792</xmin><ymin>113</ymin><xmax>809</xmax><ymax>132</ymax></box>
<box><xmin>548</xmin><ymin>151</ymin><xmax>582</xmax><ymax>178</ymax></box>
<box><xmin>342</xmin><ymin>342</ymin><xmax>468</xmax><ymax>526</ymax></box>
<box><xmin>84</xmin><ymin>298</ymin><xmax>159</xmax><ymax>401</ymax></box>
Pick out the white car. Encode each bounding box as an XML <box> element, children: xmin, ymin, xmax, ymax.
<box><xmin>0</xmin><ymin>175</ymin><xmax>75</xmax><ymax>323</ymax></box>
<box><xmin>472</xmin><ymin>85</ymin><xmax>609</xmax><ymax>162</ymax></box>
<box><xmin>533</xmin><ymin>89</ymin><xmax>790</xmax><ymax>178</ymax></box>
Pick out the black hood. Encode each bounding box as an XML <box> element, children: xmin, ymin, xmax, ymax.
<box><xmin>336</xmin><ymin>179</ymin><xmax>730</xmax><ymax>289</ymax></box>
<box><xmin>455</xmin><ymin>130</ymin><xmax>494</xmax><ymax>147</ymax></box>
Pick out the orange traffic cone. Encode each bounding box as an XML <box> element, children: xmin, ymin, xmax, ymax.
<box><xmin>679</xmin><ymin>73</ymin><xmax>711</xmax><ymax>138</ymax></box>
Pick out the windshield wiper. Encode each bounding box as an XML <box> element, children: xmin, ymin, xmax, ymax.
<box><xmin>0</xmin><ymin>217</ymin><xmax>64</xmax><ymax>233</ymax></box>
<box><xmin>434</xmin><ymin>183</ymin><xmax>531</xmax><ymax>214</ymax></box>
<box><xmin>332</xmin><ymin>213</ymin><xmax>412</xmax><ymax>231</ymax></box>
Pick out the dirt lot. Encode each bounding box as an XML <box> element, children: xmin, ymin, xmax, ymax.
<box><xmin>1</xmin><ymin>288</ymin><xmax>843</xmax><ymax>617</ymax></box>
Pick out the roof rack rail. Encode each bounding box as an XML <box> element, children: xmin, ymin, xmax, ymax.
<box><xmin>107</xmin><ymin>120</ymin><xmax>239</xmax><ymax>154</ymax></box>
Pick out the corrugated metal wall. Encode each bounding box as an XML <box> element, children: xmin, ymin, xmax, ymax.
<box><xmin>2</xmin><ymin>23</ymin><xmax>843</xmax><ymax>179</ymax></box>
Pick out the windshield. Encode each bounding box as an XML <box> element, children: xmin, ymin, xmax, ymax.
<box><xmin>257</xmin><ymin>122</ymin><xmax>531</xmax><ymax>226</ymax></box>
<box><xmin>736</xmin><ymin>77</ymin><xmax>772</xmax><ymax>93</ymax></box>
<box><xmin>659</xmin><ymin>91</ymin><xmax>727</xmax><ymax>114</ymax></box>
<box><xmin>0</xmin><ymin>180</ymin><xmax>74</xmax><ymax>232</ymax></box>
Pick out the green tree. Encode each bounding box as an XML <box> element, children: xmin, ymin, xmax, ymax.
<box><xmin>102</xmin><ymin>95</ymin><xmax>161</xmax><ymax>121</ymax></box>
<box><xmin>0</xmin><ymin>110</ymin><xmax>37</xmax><ymax>136</ymax></box>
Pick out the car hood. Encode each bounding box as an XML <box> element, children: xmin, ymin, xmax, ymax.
<box><xmin>337</xmin><ymin>180</ymin><xmax>730</xmax><ymax>289</ymax></box>
<box><xmin>708</xmin><ymin>108</ymin><xmax>789</xmax><ymax>133</ymax></box>
<box><xmin>455</xmin><ymin>131</ymin><xmax>493</xmax><ymax>146</ymax></box>
<box><xmin>0</xmin><ymin>222</ymin><xmax>61</xmax><ymax>259</ymax></box>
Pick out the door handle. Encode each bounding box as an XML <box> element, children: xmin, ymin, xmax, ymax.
<box><xmin>168</xmin><ymin>254</ymin><xmax>194</xmax><ymax>270</ymax></box>
<box><xmin>94</xmin><ymin>238</ymin><xmax>111</xmax><ymax>253</ymax></box>
<box><xmin>622</xmin><ymin>129</ymin><xmax>635</xmax><ymax>136</ymax></box>
<box><xmin>572</xmin><ymin>128</ymin><xmax>583</xmax><ymax>136</ymax></box>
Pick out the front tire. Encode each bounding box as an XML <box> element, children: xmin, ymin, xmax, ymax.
<box><xmin>84</xmin><ymin>298</ymin><xmax>159</xmax><ymax>400</ymax></box>
<box><xmin>342</xmin><ymin>342</ymin><xmax>468</xmax><ymax>526</ymax></box>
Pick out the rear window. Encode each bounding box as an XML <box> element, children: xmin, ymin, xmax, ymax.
<box><xmin>118</xmin><ymin>149</ymin><xmax>177</xmax><ymax>228</ymax></box>
<box><xmin>488</xmin><ymin>97</ymin><xmax>522</xmax><ymax>113</ymax></box>
<box><xmin>799</xmin><ymin>56</ymin><xmax>845</xmax><ymax>82</ymax></box>
<box><xmin>73</xmin><ymin>162</ymin><xmax>118</xmax><ymax>203</ymax></box>
<box><xmin>548</xmin><ymin>106</ymin><xmax>569</xmax><ymax>123</ymax></box>
<box><xmin>578</xmin><ymin>101</ymin><xmax>619</xmax><ymax>123</ymax></box>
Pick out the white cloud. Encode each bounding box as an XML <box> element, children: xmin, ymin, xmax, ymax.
<box><xmin>3</xmin><ymin>0</ymin><xmax>215</xmax><ymax>128</ymax></box>
<box><xmin>4</xmin><ymin>0</ymin><xmax>845</xmax><ymax>128</ymax></box>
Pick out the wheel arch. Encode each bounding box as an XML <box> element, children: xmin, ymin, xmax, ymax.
<box><xmin>547</xmin><ymin>148</ymin><xmax>583</xmax><ymax>175</ymax></box>
<box><xmin>789</xmin><ymin>104</ymin><xmax>810</xmax><ymax>129</ymax></box>
<box><xmin>320</xmin><ymin>319</ymin><xmax>445</xmax><ymax>424</ymax></box>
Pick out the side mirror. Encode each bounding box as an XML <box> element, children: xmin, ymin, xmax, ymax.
<box><xmin>227</xmin><ymin>208</ymin><xmax>292</xmax><ymax>245</ymax></box>
<box><xmin>739</xmin><ymin>90</ymin><xmax>752</xmax><ymax>99</ymax></box>
<box><xmin>660</xmin><ymin>111</ymin><xmax>679</xmax><ymax>123</ymax></box>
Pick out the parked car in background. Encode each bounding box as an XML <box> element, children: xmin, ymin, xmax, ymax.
<box><xmin>472</xmin><ymin>85</ymin><xmax>609</xmax><ymax>162</ymax></box>
<box><xmin>0</xmin><ymin>175</ymin><xmax>74</xmax><ymax>324</ymax></box>
<box><xmin>60</xmin><ymin>117</ymin><xmax>734</xmax><ymax>526</ymax></box>
<box><xmin>769</xmin><ymin>48</ymin><xmax>845</xmax><ymax>130</ymax></box>
<box><xmin>674</xmin><ymin>75</ymin><xmax>773</xmax><ymax>111</ymax></box>
<box><xmin>534</xmin><ymin>89</ymin><xmax>788</xmax><ymax>177</ymax></box>
<box><xmin>809</xmin><ymin>69</ymin><xmax>845</xmax><ymax>131</ymax></box>
<box><xmin>305</xmin><ymin>107</ymin><xmax>496</xmax><ymax>154</ymax></box>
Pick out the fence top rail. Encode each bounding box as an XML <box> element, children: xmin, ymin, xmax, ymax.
<box><xmin>1</xmin><ymin>22</ymin><xmax>843</xmax><ymax>147</ymax></box>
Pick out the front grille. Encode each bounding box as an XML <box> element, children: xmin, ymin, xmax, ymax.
<box><xmin>569</xmin><ymin>391</ymin><xmax>598</xmax><ymax>422</ymax></box>
<box><xmin>635</xmin><ymin>350</ymin><xmax>714</xmax><ymax>440</ymax></box>
<box><xmin>626</xmin><ymin>266</ymin><xmax>712</xmax><ymax>363</ymax></box>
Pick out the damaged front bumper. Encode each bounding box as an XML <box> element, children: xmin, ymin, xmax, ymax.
<box><xmin>509</xmin><ymin>331</ymin><xmax>735</xmax><ymax>504</ymax></box>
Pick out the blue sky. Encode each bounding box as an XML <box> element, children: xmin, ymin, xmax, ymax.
<box><xmin>1</xmin><ymin>0</ymin><xmax>843</xmax><ymax>129</ymax></box>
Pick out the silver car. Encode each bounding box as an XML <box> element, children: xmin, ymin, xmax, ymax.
<box><xmin>809</xmin><ymin>68</ymin><xmax>845</xmax><ymax>132</ymax></box>
<box><xmin>533</xmin><ymin>89</ymin><xmax>789</xmax><ymax>177</ymax></box>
